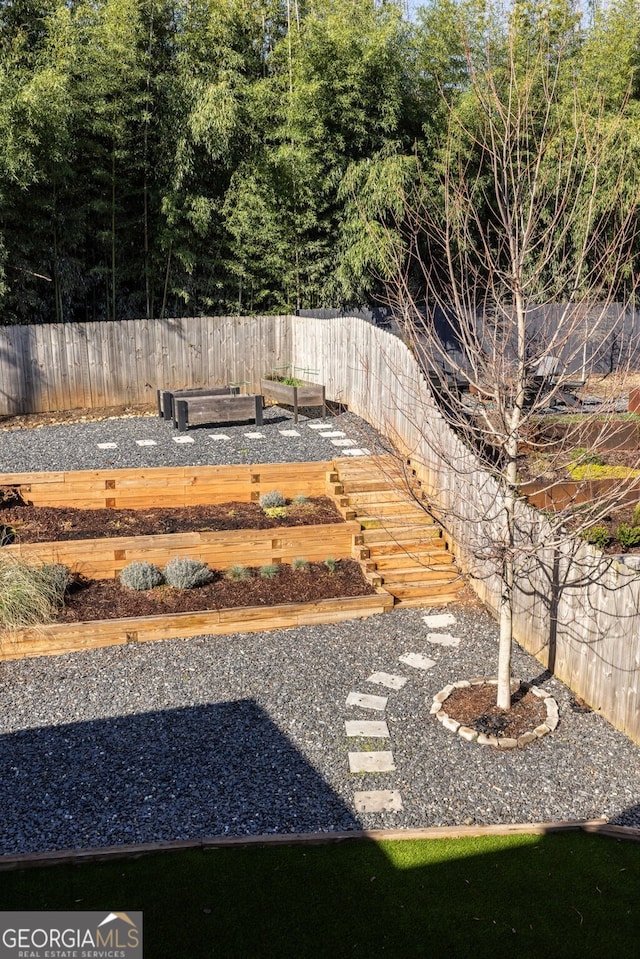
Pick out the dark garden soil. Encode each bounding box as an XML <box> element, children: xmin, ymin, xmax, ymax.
<box><xmin>0</xmin><ymin>403</ymin><xmax>157</xmax><ymax>431</ymax></box>
<box><xmin>444</xmin><ymin>683</ymin><xmax>547</xmax><ymax>739</ymax></box>
<box><xmin>0</xmin><ymin>496</ymin><xmax>343</xmax><ymax>543</ymax></box>
<box><xmin>58</xmin><ymin>560</ymin><xmax>375</xmax><ymax>623</ymax></box>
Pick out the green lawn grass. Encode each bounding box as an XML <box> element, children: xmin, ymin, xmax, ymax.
<box><xmin>1</xmin><ymin>833</ymin><xmax>638</xmax><ymax>958</ymax></box>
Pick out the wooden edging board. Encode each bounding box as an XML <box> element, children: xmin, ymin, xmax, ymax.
<box><xmin>0</xmin><ymin>589</ymin><xmax>394</xmax><ymax>662</ymax></box>
<box><xmin>0</xmin><ymin>819</ymin><xmax>634</xmax><ymax>872</ymax></box>
<box><xmin>0</xmin><ymin>461</ymin><xmax>335</xmax><ymax>509</ymax></box>
<box><xmin>4</xmin><ymin>521</ymin><xmax>362</xmax><ymax>581</ymax></box>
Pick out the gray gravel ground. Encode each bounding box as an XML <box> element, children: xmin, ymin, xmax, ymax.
<box><xmin>0</xmin><ymin>405</ymin><xmax>388</xmax><ymax>473</ymax></box>
<box><xmin>0</xmin><ymin>603</ymin><xmax>638</xmax><ymax>855</ymax></box>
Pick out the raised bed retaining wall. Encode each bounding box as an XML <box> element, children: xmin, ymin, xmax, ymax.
<box><xmin>0</xmin><ymin>462</ymin><xmax>334</xmax><ymax>509</ymax></box>
<box><xmin>4</xmin><ymin>522</ymin><xmax>361</xmax><ymax>580</ymax></box>
<box><xmin>0</xmin><ymin>591</ymin><xmax>394</xmax><ymax>662</ymax></box>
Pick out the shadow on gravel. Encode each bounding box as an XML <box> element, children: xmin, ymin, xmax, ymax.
<box><xmin>0</xmin><ymin>701</ymin><xmax>361</xmax><ymax>854</ymax></box>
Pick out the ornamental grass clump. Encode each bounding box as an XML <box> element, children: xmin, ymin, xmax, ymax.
<box><xmin>0</xmin><ymin>557</ymin><xmax>71</xmax><ymax>629</ymax></box>
<box><xmin>324</xmin><ymin>557</ymin><xmax>337</xmax><ymax>574</ymax></box>
<box><xmin>259</xmin><ymin>490</ymin><xmax>286</xmax><ymax>510</ymax></box>
<box><xmin>259</xmin><ymin>563</ymin><xmax>280</xmax><ymax>579</ymax></box>
<box><xmin>292</xmin><ymin>557</ymin><xmax>309</xmax><ymax>571</ymax></box>
<box><xmin>225</xmin><ymin>564</ymin><xmax>251</xmax><ymax>581</ymax></box>
<box><xmin>164</xmin><ymin>557</ymin><xmax>214</xmax><ymax>589</ymax></box>
<box><xmin>119</xmin><ymin>561</ymin><xmax>164</xmax><ymax>591</ymax></box>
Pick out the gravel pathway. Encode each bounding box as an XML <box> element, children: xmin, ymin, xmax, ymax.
<box><xmin>0</xmin><ymin>406</ymin><xmax>388</xmax><ymax>473</ymax></box>
<box><xmin>0</xmin><ymin>604</ymin><xmax>638</xmax><ymax>855</ymax></box>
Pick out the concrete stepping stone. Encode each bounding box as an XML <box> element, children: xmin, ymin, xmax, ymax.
<box><xmin>331</xmin><ymin>438</ymin><xmax>355</xmax><ymax>447</ymax></box>
<box><xmin>345</xmin><ymin>720</ymin><xmax>389</xmax><ymax>738</ymax></box>
<box><xmin>426</xmin><ymin>633</ymin><xmax>461</xmax><ymax>647</ymax></box>
<box><xmin>243</xmin><ymin>432</ymin><xmax>264</xmax><ymax>439</ymax></box>
<box><xmin>173</xmin><ymin>435</ymin><xmax>195</xmax><ymax>444</ymax></box>
<box><xmin>367</xmin><ymin>672</ymin><xmax>407</xmax><ymax>691</ymax></box>
<box><xmin>354</xmin><ymin>790</ymin><xmax>403</xmax><ymax>813</ymax></box>
<box><xmin>278</xmin><ymin>429</ymin><xmax>300</xmax><ymax>436</ymax></box>
<box><xmin>319</xmin><ymin>430</ymin><xmax>346</xmax><ymax>437</ymax></box>
<box><xmin>348</xmin><ymin>751</ymin><xmax>396</xmax><ymax>773</ymax></box>
<box><xmin>344</xmin><ymin>448</ymin><xmax>370</xmax><ymax>456</ymax></box>
<box><xmin>346</xmin><ymin>692</ymin><xmax>388</xmax><ymax>711</ymax></box>
<box><xmin>97</xmin><ymin>442</ymin><xmax>118</xmax><ymax>449</ymax></box>
<box><xmin>135</xmin><ymin>439</ymin><xmax>157</xmax><ymax>447</ymax></box>
<box><xmin>307</xmin><ymin>422</ymin><xmax>331</xmax><ymax>429</ymax></box>
<box><xmin>399</xmin><ymin>653</ymin><xmax>436</xmax><ymax>671</ymax></box>
<box><xmin>422</xmin><ymin>613</ymin><xmax>456</xmax><ymax>628</ymax></box>
<box><xmin>208</xmin><ymin>434</ymin><xmax>230</xmax><ymax>441</ymax></box>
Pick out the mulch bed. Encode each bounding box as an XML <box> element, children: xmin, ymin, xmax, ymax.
<box><xmin>0</xmin><ymin>497</ymin><xmax>343</xmax><ymax>543</ymax></box>
<box><xmin>58</xmin><ymin>560</ymin><xmax>375</xmax><ymax>622</ymax></box>
<box><xmin>444</xmin><ymin>683</ymin><xmax>547</xmax><ymax>739</ymax></box>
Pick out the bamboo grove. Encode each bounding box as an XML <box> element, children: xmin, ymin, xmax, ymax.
<box><xmin>1</xmin><ymin>0</ymin><xmax>639</xmax><ymax>324</ymax></box>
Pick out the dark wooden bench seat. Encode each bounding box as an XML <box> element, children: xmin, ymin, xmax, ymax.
<box><xmin>175</xmin><ymin>394</ymin><xmax>264</xmax><ymax>432</ymax></box>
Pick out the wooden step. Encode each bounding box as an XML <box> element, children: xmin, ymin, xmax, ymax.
<box><xmin>369</xmin><ymin>547</ymin><xmax>451</xmax><ymax>569</ymax></box>
<box><xmin>353</xmin><ymin>502</ymin><xmax>429</xmax><ymax>519</ymax></box>
<box><xmin>387</xmin><ymin>580</ymin><xmax>463</xmax><ymax>601</ymax></box>
<box><xmin>393</xmin><ymin>591</ymin><xmax>463</xmax><ymax>609</ymax></box>
<box><xmin>346</xmin><ymin>489</ymin><xmax>423</xmax><ymax>507</ymax></box>
<box><xmin>380</xmin><ymin>565</ymin><xmax>458</xmax><ymax>584</ymax></box>
<box><xmin>361</xmin><ymin>525</ymin><xmax>442</xmax><ymax>546</ymax></box>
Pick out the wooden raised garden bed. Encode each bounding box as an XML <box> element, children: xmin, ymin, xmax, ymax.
<box><xmin>0</xmin><ymin>460</ymin><xmax>395</xmax><ymax>661</ymax></box>
<box><xmin>0</xmin><ymin>589</ymin><xmax>394</xmax><ymax>663</ymax></box>
<box><xmin>260</xmin><ymin>377</ymin><xmax>326</xmax><ymax>423</ymax></box>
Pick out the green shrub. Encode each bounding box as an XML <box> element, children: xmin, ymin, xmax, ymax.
<box><xmin>581</xmin><ymin>526</ymin><xmax>610</xmax><ymax>549</ymax></box>
<box><xmin>164</xmin><ymin>557</ymin><xmax>213</xmax><ymax>589</ymax></box>
<box><xmin>0</xmin><ymin>558</ymin><xmax>71</xmax><ymax>628</ymax></box>
<box><xmin>259</xmin><ymin>563</ymin><xmax>280</xmax><ymax>579</ymax></box>
<box><xmin>324</xmin><ymin>557</ymin><xmax>337</xmax><ymax>574</ymax></box>
<box><xmin>292</xmin><ymin>494</ymin><xmax>309</xmax><ymax>504</ymax></box>
<box><xmin>632</xmin><ymin>503</ymin><xmax>640</xmax><ymax>527</ymax></box>
<box><xmin>119</xmin><ymin>561</ymin><xmax>164</xmax><ymax>591</ymax></box>
<box><xmin>259</xmin><ymin>490</ymin><xmax>286</xmax><ymax>509</ymax></box>
<box><xmin>264</xmin><ymin>506</ymin><xmax>288</xmax><ymax>518</ymax></box>
<box><xmin>569</xmin><ymin>463</ymin><xmax>640</xmax><ymax>481</ymax></box>
<box><xmin>292</xmin><ymin>558</ymin><xmax>309</xmax><ymax>571</ymax></box>
<box><xmin>569</xmin><ymin>448</ymin><xmax>605</xmax><ymax>467</ymax></box>
<box><xmin>616</xmin><ymin>524</ymin><xmax>640</xmax><ymax>549</ymax></box>
<box><xmin>225</xmin><ymin>564</ymin><xmax>251</xmax><ymax>581</ymax></box>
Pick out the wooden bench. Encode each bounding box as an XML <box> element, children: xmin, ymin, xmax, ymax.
<box><xmin>157</xmin><ymin>386</ymin><xmax>233</xmax><ymax>423</ymax></box>
<box><xmin>175</xmin><ymin>394</ymin><xmax>264</xmax><ymax>432</ymax></box>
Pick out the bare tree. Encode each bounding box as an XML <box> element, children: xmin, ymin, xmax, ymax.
<box><xmin>382</xmin><ymin>25</ymin><xmax>640</xmax><ymax>708</ymax></box>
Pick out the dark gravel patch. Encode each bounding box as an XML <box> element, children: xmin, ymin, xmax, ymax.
<box><xmin>0</xmin><ymin>406</ymin><xmax>389</xmax><ymax>473</ymax></box>
<box><xmin>0</xmin><ymin>603</ymin><xmax>638</xmax><ymax>855</ymax></box>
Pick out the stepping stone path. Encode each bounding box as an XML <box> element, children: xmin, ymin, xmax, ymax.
<box><xmin>91</xmin><ymin>411</ymin><xmax>369</xmax><ymax>454</ymax></box>
<box><xmin>343</xmin><ymin>610</ymin><xmax>463</xmax><ymax>819</ymax></box>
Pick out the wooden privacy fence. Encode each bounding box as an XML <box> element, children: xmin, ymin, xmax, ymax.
<box><xmin>2</xmin><ymin>313</ymin><xmax>640</xmax><ymax>741</ymax></box>
<box><xmin>0</xmin><ymin>316</ymin><xmax>293</xmax><ymax>415</ymax></box>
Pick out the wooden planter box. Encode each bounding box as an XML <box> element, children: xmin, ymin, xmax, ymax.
<box><xmin>522</xmin><ymin>477</ymin><xmax>640</xmax><ymax>510</ymax></box>
<box><xmin>4</xmin><ymin>522</ymin><xmax>362</xmax><ymax>580</ymax></box>
<box><xmin>0</xmin><ymin>590</ymin><xmax>394</xmax><ymax>662</ymax></box>
<box><xmin>260</xmin><ymin>378</ymin><xmax>326</xmax><ymax>423</ymax></box>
